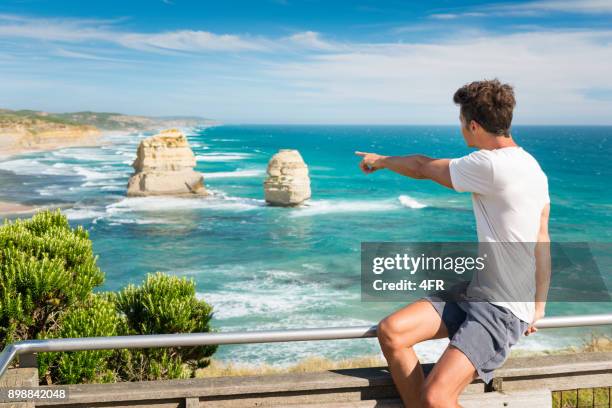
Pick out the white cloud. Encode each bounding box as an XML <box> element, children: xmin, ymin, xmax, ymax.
<box><xmin>430</xmin><ymin>12</ymin><xmax>486</xmax><ymax>20</ymax></box>
<box><xmin>268</xmin><ymin>30</ymin><xmax>612</xmax><ymax>123</ymax></box>
<box><xmin>286</xmin><ymin>31</ymin><xmax>340</xmax><ymax>51</ymax></box>
<box><xmin>429</xmin><ymin>13</ymin><xmax>459</xmax><ymax>20</ymax></box>
<box><xmin>507</xmin><ymin>0</ymin><xmax>612</xmax><ymax>14</ymax></box>
<box><xmin>118</xmin><ymin>30</ymin><xmax>270</xmax><ymax>52</ymax></box>
<box><xmin>1</xmin><ymin>13</ymin><xmax>612</xmax><ymax>123</ymax></box>
<box><xmin>430</xmin><ymin>0</ymin><xmax>612</xmax><ymax>19</ymax></box>
<box><xmin>53</xmin><ymin>48</ymin><xmax>114</xmax><ymax>61</ymax></box>
<box><xmin>0</xmin><ymin>14</ymin><xmax>337</xmax><ymax>54</ymax></box>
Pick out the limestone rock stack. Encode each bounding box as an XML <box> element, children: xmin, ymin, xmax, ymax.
<box><xmin>264</xmin><ymin>149</ymin><xmax>311</xmax><ymax>206</ymax></box>
<box><xmin>127</xmin><ymin>129</ymin><xmax>206</xmax><ymax>197</ymax></box>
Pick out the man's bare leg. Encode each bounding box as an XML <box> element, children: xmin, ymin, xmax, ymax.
<box><xmin>421</xmin><ymin>345</ymin><xmax>477</xmax><ymax>408</ymax></box>
<box><xmin>377</xmin><ymin>300</ymin><xmax>449</xmax><ymax>408</ymax></box>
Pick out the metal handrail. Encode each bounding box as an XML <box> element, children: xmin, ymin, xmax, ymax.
<box><xmin>1</xmin><ymin>313</ymin><xmax>612</xmax><ymax>378</ymax></box>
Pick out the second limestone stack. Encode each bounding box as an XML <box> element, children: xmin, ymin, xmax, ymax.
<box><xmin>264</xmin><ymin>149</ymin><xmax>311</xmax><ymax>206</ymax></box>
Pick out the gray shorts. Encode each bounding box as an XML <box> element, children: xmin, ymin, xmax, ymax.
<box><xmin>423</xmin><ymin>292</ymin><xmax>529</xmax><ymax>384</ymax></box>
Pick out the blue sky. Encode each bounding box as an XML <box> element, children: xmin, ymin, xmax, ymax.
<box><xmin>1</xmin><ymin>0</ymin><xmax>612</xmax><ymax>124</ymax></box>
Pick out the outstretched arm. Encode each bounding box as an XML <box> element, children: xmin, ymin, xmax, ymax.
<box><xmin>525</xmin><ymin>203</ymin><xmax>551</xmax><ymax>336</ymax></box>
<box><xmin>355</xmin><ymin>151</ymin><xmax>453</xmax><ymax>189</ymax></box>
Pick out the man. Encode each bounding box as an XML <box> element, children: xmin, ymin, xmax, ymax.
<box><xmin>356</xmin><ymin>79</ymin><xmax>550</xmax><ymax>408</ymax></box>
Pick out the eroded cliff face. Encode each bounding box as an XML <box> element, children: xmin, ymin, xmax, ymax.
<box><xmin>0</xmin><ymin>117</ymin><xmax>100</xmax><ymax>156</ymax></box>
<box><xmin>0</xmin><ymin>108</ymin><xmax>217</xmax><ymax>158</ymax></box>
<box><xmin>263</xmin><ymin>149</ymin><xmax>311</xmax><ymax>206</ymax></box>
<box><xmin>127</xmin><ymin>129</ymin><xmax>206</xmax><ymax>197</ymax></box>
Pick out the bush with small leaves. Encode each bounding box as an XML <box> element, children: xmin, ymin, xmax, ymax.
<box><xmin>0</xmin><ymin>211</ymin><xmax>217</xmax><ymax>384</ymax></box>
<box><xmin>111</xmin><ymin>273</ymin><xmax>217</xmax><ymax>381</ymax></box>
<box><xmin>0</xmin><ymin>210</ymin><xmax>104</xmax><ymax>347</ymax></box>
<box><xmin>37</xmin><ymin>294</ymin><xmax>119</xmax><ymax>384</ymax></box>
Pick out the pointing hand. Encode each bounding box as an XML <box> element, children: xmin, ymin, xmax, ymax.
<box><xmin>355</xmin><ymin>151</ymin><xmax>387</xmax><ymax>174</ymax></box>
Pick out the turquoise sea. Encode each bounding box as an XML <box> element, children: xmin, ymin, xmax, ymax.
<box><xmin>1</xmin><ymin>125</ymin><xmax>611</xmax><ymax>365</ymax></box>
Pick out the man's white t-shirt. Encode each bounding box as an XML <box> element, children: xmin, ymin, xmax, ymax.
<box><xmin>449</xmin><ymin>146</ymin><xmax>550</xmax><ymax>323</ymax></box>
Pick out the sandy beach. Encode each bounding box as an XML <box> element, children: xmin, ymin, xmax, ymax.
<box><xmin>0</xmin><ymin>132</ymin><xmax>102</xmax><ymax>160</ymax></box>
<box><xmin>0</xmin><ymin>201</ymin><xmax>37</xmax><ymax>217</ymax></box>
<box><xmin>0</xmin><ymin>127</ymin><xmax>104</xmax><ymax>216</ymax></box>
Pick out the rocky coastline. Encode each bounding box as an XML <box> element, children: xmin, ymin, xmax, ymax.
<box><xmin>0</xmin><ymin>108</ymin><xmax>216</xmax><ymax>159</ymax></box>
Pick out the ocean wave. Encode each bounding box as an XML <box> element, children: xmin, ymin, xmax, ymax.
<box><xmin>398</xmin><ymin>194</ymin><xmax>427</xmax><ymax>209</ymax></box>
<box><xmin>205</xmin><ymin>169</ymin><xmax>265</xmax><ymax>179</ymax></box>
<box><xmin>196</xmin><ymin>268</ymin><xmax>352</xmax><ymax>320</ymax></box>
<box><xmin>81</xmin><ymin>179</ymin><xmax>127</xmax><ymax>188</ymax></box>
<box><xmin>195</xmin><ymin>263</ymin><xmax>447</xmax><ymax>365</ymax></box>
<box><xmin>290</xmin><ymin>199</ymin><xmax>398</xmax><ymax>217</ymax></box>
<box><xmin>288</xmin><ymin>195</ymin><xmax>428</xmax><ymax>217</ymax></box>
<box><xmin>36</xmin><ymin>185</ymin><xmax>65</xmax><ymax>196</ymax></box>
<box><xmin>48</xmin><ymin>163</ymin><xmax>124</xmax><ymax>181</ymax></box>
<box><xmin>0</xmin><ymin>159</ymin><xmax>56</xmax><ymax>175</ymax></box>
<box><xmin>59</xmin><ymin>191</ymin><xmax>268</xmax><ymax>225</ymax></box>
<box><xmin>0</xmin><ymin>158</ymin><xmax>125</xmax><ymax>182</ymax></box>
<box><xmin>75</xmin><ymin>166</ymin><xmax>119</xmax><ymax>180</ymax></box>
<box><xmin>106</xmin><ymin>217</ymin><xmax>175</xmax><ymax>225</ymax></box>
<box><xmin>196</xmin><ymin>152</ymin><xmax>253</xmax><ymax>162</ymax></box>
<box><xmin>105</xmin><ymin>194</ymin><xmax>265</xmax><ymax>215</ymax></box>
<box><xmin>51</xmin><ymin>148</ymin><xmax>121</xmax><ymax>163</ymax></box>
<box><xmin>64</xmin><ymin>207</ymin><xmax>106</xmax><ymax>221</ymax></box>
<box><xmin>189</xmin><ymin>142</ymin><xmax>209</xmax><ymax>149</ymax></box>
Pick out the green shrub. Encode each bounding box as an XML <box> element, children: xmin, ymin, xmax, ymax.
<box><xmin>111</xmin><ymin>273</ymin><xmax>217</xmax><ymax>381</ymax></box>
<box><xmin>0</xmin><ymin>210</ymin><xmax>104</xmax><ymax>346</ymax></box>
<box><xmin>38</xmin><ymin>294</ymin><xmax>119</xmax><ymax>384</ymax></box>
<box><xmin>0</xmin><ymin>211</ymin><xmax>217</xmax><ymax>384</ymax></box>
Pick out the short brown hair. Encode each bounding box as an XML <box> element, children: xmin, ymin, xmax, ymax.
<box><xmin>453</xmin><ymin>79</ymin><xmax>515</xmax><ymax>136</ymax></box>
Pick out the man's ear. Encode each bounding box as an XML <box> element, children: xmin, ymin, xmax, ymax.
<box><xmin>470</xmin><ymin>120</ymin><xmax>479</xmax><ymax>133</ymax></box>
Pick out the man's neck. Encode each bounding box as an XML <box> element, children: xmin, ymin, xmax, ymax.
<box><xmin>477</xmin><ymin>134</ymin><xmax>518</xmax><ymax>150</ymax></box>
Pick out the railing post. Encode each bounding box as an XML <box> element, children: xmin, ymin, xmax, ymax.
<box><xmin>18</xmin><ymin>353</ymin><xmax>37</xmax><ymax>369</ymax></box>
<box><xmin>0</xmin><ymin>353</ymin><xmax>38</xmax><ymax>407</ymax></box>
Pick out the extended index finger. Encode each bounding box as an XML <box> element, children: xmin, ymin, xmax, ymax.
<box><xmin>355</xmin><ymin>151</ymin><xmax>368</xmax><ymax>157</ymax></box>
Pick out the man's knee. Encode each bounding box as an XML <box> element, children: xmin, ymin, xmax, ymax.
<box><xmin>420</xmin><ymin>383</ymin><xmax>454</xmax><ymax>408</ymax></box>
<box><xmin>377</xmin><ymin>316</ymin><xmax>406</xmax><ymax>351</ymax></box>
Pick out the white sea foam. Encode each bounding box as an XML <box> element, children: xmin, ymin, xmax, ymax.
<box><xmin>205</xmin><ymin>169</ymin><xmax>265</xmax><ymax>179</ymax></box>
<box><xmin>64</xmin><ymin>207</ymin><xmax>106</xmax><ymax>220</ymax></box>
<box><xmin>190</xmin><ymin>142</ymin><xmax>209</xmax><ymax>149</ymax></box>
<box><xmin>0</xmin><ymin>158</ymin><xmax>61</xmax><ymax>176</ymax></box>
<box><xmin>75</xmin><ymin>166</ymin><xmax>117</xmax><ymax>180</ymax></box>
<box><xmin>290</xmin><ymin>199</ymin><xmax>398</xmax><ymax>217</ymax></box>
<box><xmin>51</xmin><ymin>148</ymin><xmax>118</xmax><ymax>163</ymax></box>
<box><xmin>37</xmin><ymin>185</ymin><xmax>65</xmax><ymax>196</ymax></box>
<box><xmin>105</xmin><ymin>194</ymin><xmax>265</xmax><ymax>217</ymax></box>
<box><xmin>106</xmin><ymin>217</ymin><xmax>175</xmax><ymax>225</ymax></box>
<box><xmin>24</xmin><ymin>161</ymin><xmax>99</xmax><ymax>178</ymax></box>
<box><xmin>196</xmin><ymin>152</ymin><xmax>253</xmax><ymax>162</ymax></box>
<box><xmin>288</xmin><ymin>196</ymin><xmax>427</xmax><ymax>218</ymax></box>
<box><xmin>81</xmin><ymin>179</ymin><xmax>127</xmax><ymax>188</ymax></box>
<box><xmin>44</xmin><ymin>163</ymin><xmax>124</xmax><ymax>182</ymax></box>
<box><xmin>197</xmin><ymin>268</ymin><xmax>352</xmax><ymax>320</ymax></box>
<box><xmin>195</xmin><ymin>263</ymin><xmax>450</xmax><ymax>365</ymax></box>
<box><xmin>398</xmin><ymin>194</ymin><xmax>427</xmax><ymax>209</ymax></box>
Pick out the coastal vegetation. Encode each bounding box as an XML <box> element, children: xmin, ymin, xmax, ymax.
<box><xmin>54</xmin><ymin>111</ymin><xmax>209</xmax><ymax>131</ymax></box>
<box><xmin>0</xmin><ymin>109</ymin><xmax>100</xmax><ymax>157</ymax></box>
<box><xmin>0</xmin><ymin>107</ymin><xmax>214</xmax><ymax>159</ymax></box>
<box><xmin>0</xmin><ymin>210</ymin><xmax>216</xmax><ymax>384</ymax></box>
<box><xmin>0</xmin><ymin>108</ymin><xmax>209</xmax><ymax>133</ymax></box>
<box><xmin>0</xmin><ymin>109</ymin><xmax>83</xmax><ymax>127</ymax></box>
